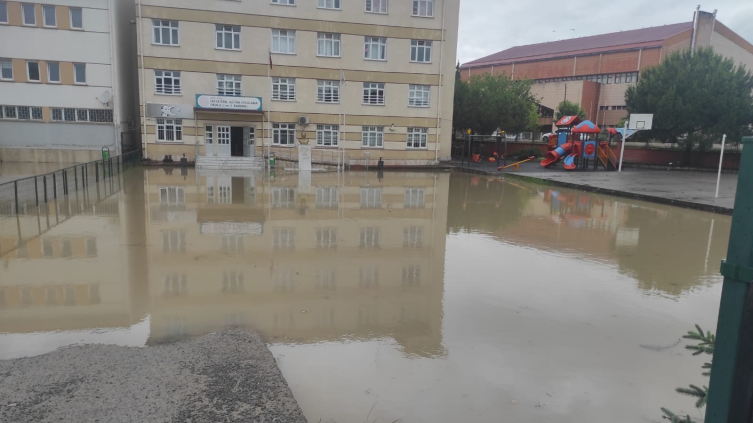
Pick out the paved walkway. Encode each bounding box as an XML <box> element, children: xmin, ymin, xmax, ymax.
<box><xmin>449</xmin><ymin>159</ymin><xmax>737</xmax><ymax>213</ymax></box>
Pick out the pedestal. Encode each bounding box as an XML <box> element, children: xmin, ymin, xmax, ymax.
<box><xmin>298</xmin><ymin>145</ymin><xmax>312</xmax><ymax>172</ymax></box>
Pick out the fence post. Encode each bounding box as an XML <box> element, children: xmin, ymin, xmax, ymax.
<box><xmin>74</xmin><ymin>165</ymin><xmax>78</xmax><ymax>190</ymax></box>
<box><xmin>52</xmin><ymin>173</ymin><xmax>57</xmax><ymax>199</ymax></box>
<box><xmin>34</xmin><ymin>176</ymin><xmax>39</xmax><ymax>207</ymax></box>
<box><xmin>63</xmin><ymin>170</ymin><xmax>67</xmax><ymax>195</ymax></box>
<box><xmin>705</xmin><ymin>135</ymin><xmax>753</xmax><ymax>423</ymax></box>
<box><xmin>14</xmin><ymin>180</ymin><xmax>19</xmax><ymax>215</ymax></box>
<box><xmin>43</xmin><ymin>175</ymin><xmax>48</xmax><ymax>203</ymax></box>
<box><xmin>95</xmin><ymin>162</ymin><xmax>99</xmax><ymax>182</ymax></box>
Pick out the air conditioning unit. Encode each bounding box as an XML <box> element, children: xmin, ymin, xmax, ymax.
<box><xmin>298</xmin><ymin>116</ymin><xmax>310</xmax><ymax>126</ymax></box>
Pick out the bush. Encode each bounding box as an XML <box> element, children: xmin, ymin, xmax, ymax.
<box><xmin>511</xmin><ymin>147</ymin><xmax>543</xmax><ymax>160</ymax></box>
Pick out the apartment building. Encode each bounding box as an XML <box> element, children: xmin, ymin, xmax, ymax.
<box><xmin>136</xmin><ymin>0</ymin><xmax>459</xmax><ymax>166</ymax></box>
<box><xmin>0</xmin><ymin>0</ymin><xmax>138</xmax><ymax>162</ymax></box>
<box><xmin>460</xmin><ymin>8</ymin><xmax>753</xmax><ymax>129</ymax></box>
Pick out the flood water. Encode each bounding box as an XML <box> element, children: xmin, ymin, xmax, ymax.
<box><xmin>0</xmin><ymin>167</ymin><xmax>730</xmax><ymax>423</ymax></box>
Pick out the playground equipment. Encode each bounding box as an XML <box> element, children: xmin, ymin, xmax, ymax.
<box><xmin>498</xmin><ymin>156</ymin><xmax>536</xmax><ymax>171</ymax></box>
<box><xmin>541</xmin><ymin>116</ymin><xmax>619</xmax><ymax>171</ymax></box>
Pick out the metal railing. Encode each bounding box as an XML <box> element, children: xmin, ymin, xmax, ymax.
<box><xmin>265</xmin><ymin>147</ymin><xmax>349</xmax><ymax>170</ymax></box>
<box><xmin>0</xmin><ymin>151</ymin><xmax>140</xmax><ymax>258</ymax></box>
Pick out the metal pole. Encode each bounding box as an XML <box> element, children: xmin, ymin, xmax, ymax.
<box><xmin>618</xmin><ymin>119</ymin><xmax>628</xmax><ymax>172</ymax></box>
<box><xmin>52</xmin><ymin>173</ymin><xmax>57</xmax><ymax>199</ymax></box>
<box><xmin>74</xmin><ymin>165</ymin><xmax>78</xmax><ymax>190</ymax></box>
<box><xmin>43</xmin><ymin>175</ymin><xmax>48</xmax><ymax>203</ymax></box>
<box><xmin>95</xmin><ymin>162</ymin><xmax>99</xmax><ymax>182</ymax></box>
<box><xmin>705</xmin><ymin>135</ymin><xmax>753</xmax><ymax>423</ymax></box>
<box><xmin>13</xmin><ymin>181</ymin><xmax>19</xmax><ymax>215</ymax></box>
<box><xmin>34</xmin><ymin>176</ymin><xmax>39</xmax><ymax>207</ymax></box>
<box><xmin>715</xmin><ymin>134</ymin><xmax>726</xmax><ymax>199</ymax></box>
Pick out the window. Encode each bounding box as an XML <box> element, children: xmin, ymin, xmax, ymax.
<box><xmin>359</xmin><ymin>266</ymin><xmax>379</xmax><ymax>287</ymax></box>
<box><xmin>318</xmin><ymin>0</ymin><xmax>340</xmax><ymax>9</ymax></box>
<box><xmin>73</xmin><ymin>63</ymin><xmax>86</xmax><ymax>84</ymax></box>
<box><xmin>360</xmin><ymin>227</ymin><xmax>380</xmax><ymax>249</ymax></box>
<box><xmin>403</xmin><ymin>226</ymin><xmax>423</xmax><ymax>248</ymax></box>
<box><xmin>272</xmin><ymin>123</ymin><xmax>296</xmax><ymax>145</ymax></box>
<box><xmin>0</xmin><ymin>58</ymin><xmax>11</xmax><ymax>80</ymax></box>
<box><xmin>317</xmin><ymin>80</ymin><xmax>340</xmax><ymax>103</ymax></box>
<box><xmin>205</xmin><ymin>125</ymin><xmax>213</xmax><ymax>147</ymax></box>
<box><xmin>69</xmin><ymin>7</ymin><xmax>82</xmax><ymax>29</ymax></box>
<box><xmin>271</xmin><ymin>29</ymin><xmax>296</xmax><ymax>54</ymax></box>
<box><xmin>152</xmin><ymin>20</ymin><xmax>179</xmax><ymax>45</ymax></box>
<box><xmin>317</xmin><ymin>33</ymin><xmax>340</xmax><ymax>57</ymax></box>
<box><xmin>404</xmin><ymin>188</ymin><xmax>425</xmax><ymax>208</ymax></box>
<box><xmin>22</xmin><ymin>3</ymin><xmax>34</xmax><ymax>25</ymax></box>
<box><xmin>43</xmin><ymin>5</ymin><xmax>56</xmax><ymax>27</ymax></box>
<box><xmin>0</xmin><ymin>106</ymin><xmax>40</xmax><ymax>121</ymax></box>
<box><xmin>316</xmin><ymin>188</ymin><xmax>338</xmax><ymax>209</ymax></box>
<box><xmin>272</xmin><ymin>187</ymin><xmax>295</xmax><ymax>208</ymax></box>
<box><xmin>272</xmin><ymin>77</ymin><xmax>296</xmax><ymax>101</ymax></box>
<box><xmin>362</xmin><ymin>82</ymin><xmax>385</xmax><ymax>105</ymax></box>
<box><xmin>316</xmin><ymin>124</ymin><xmax>339</xmax><ymax>146</ymax></box>
<box><xmin>0</xmin><ymin>1</ymin><xmax>7</xmax><ymax>24</ymax></box>
<box><xmin>365</xmin><ymin>0</ymin><xmax>387</xmax><ymax>13</ymax></box>
<box><xmin>63</xmin><ymin>108</ymin><xmax>75</xmax><ymax>121</ymax></box>
<box><xmin>31</xmin><ymin>106</ymin><xmax>42</xmax><ymax>120</ymax></box>
<box><xmin>360</xmin><ymin>188</ymin><xmax>382</xmax><ymax>208</ymax></box>
<box><xmin>364</xmin><ymin>37</ymin><xmax>386</xmax><ymax>60</ymax></box>
<box><xmin>162</xmin><ymin>230</ymin><xmax>186</xmax><ymax>253</ymax></box>
<box><xmin>51</xmin><ymin>108</ymin><xmax>63</xmax><ymax>121</ymax></box>
<box><xmin>155</xmin><ymin>70</ymin><xmax>181</xmax><ymax>94</ymax></box>
<box><xmin>47</xmin><ymin>62</ymin><xmax>60</xmax><ymax>83</ymax></box>
<box><xmin>2</xmin><ymin>105</ymin><xmax>15</xmax><ymax>119</ymax></box>
<box><xmin>217</xmin><ymin>74</ymin><xmax>241</xmax><ymax>96</ymax></box>
<box><xmin>159</xmin><ymin>186</ymin><xmax>185</xmax><ymax>206</ymax></box>
<box><xmin>412</xmin><ymin>0</ymin><xmax>433</xmax><ymax>17</ymax></box>
<box><xmin>17</xmin><ymin>106</ymin><xmax>30</xmax><ymax>120</ymax></box>
<box><xmin>26</xmin><ymin>61</ymin><xmax>40</xmax><ymax>82</ymax></box>
<box><xmin>316</xmin><ymin>227</ymin><xmax>337</xmax><ymax>248</ymax></box>
<box><xmin>216</xmin><ymin>24</ymin><xmax>240</xmax><ymax>50</ymax></box>
<box><xmin>156</xmin><ymin>118</ymin><xmax>182</xmax><ymax>142</ymax></box>
<box><xmin>273</xmin><ymin>228</ymin><xmax>295</xmax><ymax>250</ymax></box>
<box><xmin>410</xmin><ymin>40</ymin><xmax>432</xmax><ymax>62</ymax></box>
<box><xmin>271</xmin><ymin>0</ymin><xmax>295</xmax><ymax>5</ymax></box>
<box><xmin>614</xmin><ymin>73</ymin><xmax>623</xmax><ymax>84</ymax></box>
<box><xmin>625</xmin><ymin>71</ymin><xmax>638</xmax><ymax>83</ymax></box>
<box><xmin>407</xmin><ymin>127</ymin><xmax>428</xmax><ymax>148</ymax></box>
<box><xmin>606</xmin><ymin>74</ymin><xmax>613</xmax><ymax>84</ymax></box>
<box><xmin>362</xmin><ymin>126</ymin><xmax>384</xmax><ymax>147</ymax></box>
<box><xmin>408</xmin><ymin>84</ymin><xmax>430</xmax><ymax>107</ymax></box>
<box><xmin>402</xmin><ymin>265</ymin><xmax>420</xmax><ymax>286</ymax></box>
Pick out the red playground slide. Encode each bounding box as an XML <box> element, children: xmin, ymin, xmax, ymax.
<box><xmin>540</xmin><ymin>143</ymin><xmax>572</xmax><ymax>167</ymax></box>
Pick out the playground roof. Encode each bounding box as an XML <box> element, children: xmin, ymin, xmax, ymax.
<box><xmin>555</xmin><ymin>116</ymin><xmax>582</xmax><ymax>127</ymax></box>
<box><xmin>572</xmin><ymin>120</ymin><xmax>601</xmax><ymax>134</ymax></box>
<box><xmin>461</xmin><ymin>22</ymin><xmax>693</xmax><ymax>68</ymax></box>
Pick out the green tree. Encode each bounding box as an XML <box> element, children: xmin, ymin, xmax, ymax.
<box><xmin>452</xmin><ymin>74</ymin><xmax>540</xmax><ymax>136</ymax></box>
<box><xmin>625</xmin><ymin>47</ymin><xmax>753</xmax><ymax>165</ymax></box>
<box><xmin>554</xmin><ymin>100</ymin><xmax>587</xmax><ymax>120</ymax></box>
<box><xmin>662</xmin><ymin>325</ymin><xmax>715</xmax><ymax>422</ymax></box>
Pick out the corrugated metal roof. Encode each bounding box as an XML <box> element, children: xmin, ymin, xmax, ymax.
<box><xmin>462</xmin><ymin>22</ymin><xmax>693</xmax><ymax>68</ymax></box>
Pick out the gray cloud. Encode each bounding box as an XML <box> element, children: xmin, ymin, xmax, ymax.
<box><xmin>456</xmin><ymin>0</ymin><xmax>753</xmax><ymax>65</ymax></box>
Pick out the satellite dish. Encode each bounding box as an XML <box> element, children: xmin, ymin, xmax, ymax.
<box><xmin>97</xmin><ymin>90</ymin><xmax>112</xmax><ymax>105</ymax></box>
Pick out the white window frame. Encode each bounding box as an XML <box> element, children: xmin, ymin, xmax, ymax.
<box><xmin>410</xmin><ymin>40</ymin><xmax>432</xmax><ymax>63</ymax></box>
<box><xmin>217</xmin><ymin>74</ymin><xmax>241</xmax><ymax>96</ymax></box>
<box><xmin>316</xmin><ymin>227</ymin><xmax>338</xmax><ymax>248</ymax></box>
<box><xmin>152</xmin><ymin>19</ymin><xmax>179</xmax><ymax>46</ymax></box>
<box><xmin>316</xmin><ymin>124</ymin><xmax>339</xmax><ymax>147</ymax></box>
<box><xmin>316</xmin><ymin>188</ymin><xmax>339</xmax><ymax>209</ymax></box>
<box><xmin>271</xmin><ymin>29</ymin><xmax>296</xmax><ymax>54</ymax></box>
<box><xmin>408</xmin><ymin>84</ymin><xmax>430</xmax><ymax>107</ymax></box>
<box><xmin>359</xmin><ymin>227</ymin><xmax>380</xmax><ymax>248</ymax></box>
<box><xmin>0</xmin><ymin>1</ymin><xmax>8</xmax><ymax>24</ymax></box>
<box><xmin>403</xmin><ymin>226</ymin><xmax>423</xmax><ymax>248</ymax></box>
<box><xmin>42</xmin><ymin>4</ymin><xmax>56</xmax><ymax>27</ymax></box>
<box><xmin>271</xmin><ymin>0</ymin><xmax>295</xmax><ymax>5</ymax></box>
<box><xmin>69</xmin><ymin>7</ymin><xmax>82</xmax><ymax>29</ymax></box>
<box><xmin>364</xmin><ymin>37</ymin><xmax>386</xmax><ymax>60</ymax></box>
<box><xmin>365</xmin><ymin>0</ymin><xmax>388</xmax><ymax>14</ymax></box>
<box><xmin>317</xmin><ymin>33</ymin><xmax>341</xmax><ymax>57</ymax></box>
<box><xmin>404</xmin><ymin>188</ymin><xmax>425</xmax><ymax>208</ymax></box>
<box><xmin>21</xmin><ymin>3</ymin><xmax>35</xmax><ymax>26</ymax></box>
<box><xmin>156</xmin><ymin>118</ymin><xmax>183</xmax><ymax>142</ymax></box>
<box><xmin>361</xmin><ymin>126</ymin><xmax>384</xmax><ymax>148</ymax></box>
<box><xmin>272</xmin><ymin>77</ymin><xmax>296</xmax><ymax>101</ymax></box>
<box><xmin>272</xmin><ymin>188</ymin><xmax>296</xmax><ymax>208</ymax></box>
<box><xmin>205</xmin><ymin>125</ymin><xmax>213</xmax><ymax>146</ymax></box>
<box><xmin>51</xmin><ymin>108</ymin><xmax>63</xmax><ymax>121</ymax></box>
<box><xmin>0</xmin><ymin>58</ymin><xmax>12</xmax><ymax>80</ymax></box>
<box><xmin>362</xmin><ymin>82</ymin><xmax>385</xmax><ymax>105</ymax></box>
<box><xmin>317</xmin><ymin>80</ymin><xmax>340</xmax><ymax>103</ymax></box>
<box><xmin>155</xmin><ymin>70</ymin><xmax>181</xmax><ymax>95</ymax></box>
<box><xmin>26</xmin><ymin>61</ymin><xmax>40</xmax><ymax>82</ymax></box>
<box><xmin>412</xmin><ymin>0</ymin><xmax>434</xmax><ymax>17</ymax></box>
<box><xmin>317</xmin><ymin>0</ymin><xmax>340</xmax><ymax>9</ymax></box>
<box><xmin>159</xmin><ymin>186</ymin><xmax>186</xmax><ymax>205</ymax></box>
<box><xmin>216</xmin><ymin>24</ymin><xmax>241</xmax><ymax>50</ymax></box>
<box><xmin>406</xmin><ymin>127</ymin><xmax>428</xmax><ymax>149</ymax></box>
<box><xmin>73</xmin><ymin>63</ymin><xmax>86</xmax><ymax>84</ymax></box>
<box><xmin>273</xmin><ymin>228</ymin><xmax>295</xmax><ymax>249</ymax></box>
<box><xmin>272</xmin><ymin>123</ymin><xmax>296</xmax><ymax>146</ymax></box>
<box><xmin>47</xmin><ymin>62</ymin><xmax>60</xmax><ymax>83</ymax></box>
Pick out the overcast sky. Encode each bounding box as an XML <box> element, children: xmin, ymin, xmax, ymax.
<box><xmin>456</xmin><ymin>0</ymin><xmax>753</xmax><ymax>65</ymax></box>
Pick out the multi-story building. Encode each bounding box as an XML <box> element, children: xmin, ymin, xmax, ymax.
<box><xmin>460</xmin><ymin>8</ymin><xmax>753</xmax><ymax>129</ymax></box>
<box><xmin>136</xmin><ymin>0</ymin><xmax>459</xmax><ymax>167</ymax></box>
<box><xmin>0</xmin><ymin>0</ymin><xmax>138</xmax><ymax>162</ymax></box>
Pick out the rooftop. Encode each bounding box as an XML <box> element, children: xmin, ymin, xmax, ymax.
<box><xmin>462</xmin><ymin>21</ymin><xmax>694</xmax><ymax>68</ymax></box>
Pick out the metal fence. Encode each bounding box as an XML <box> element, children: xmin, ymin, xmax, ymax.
<box><xmin>0</xmin><ymin>151</ymin><xmax>139</xmax><ymax>258</ymax></box>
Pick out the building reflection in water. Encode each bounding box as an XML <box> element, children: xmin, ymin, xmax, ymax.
<box><xmin>144</xmin><ymin>168</ymin><xmax>448</xmax><ymax>358</ymax></box>
<box><xmin>447</xmin><ymin>173</ymin><xmax>730</xmax><ymax>296</ymax></box>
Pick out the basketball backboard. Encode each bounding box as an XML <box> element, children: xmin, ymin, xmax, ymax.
<box><xmin>628</xmin><ymin>114</ymin><xmax>653</xmax><ymax>130</ymax></box>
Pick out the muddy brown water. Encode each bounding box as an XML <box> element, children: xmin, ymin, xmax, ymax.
<box><xmin>0</xmin><ymin>168</ymin><xmax>730</xmax><ymax>423</ymax></box>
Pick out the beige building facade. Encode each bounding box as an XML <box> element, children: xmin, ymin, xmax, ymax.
<box><xmin>136</xmin><ymin>0</ymin><xmax>459</xmax><ymax>166</ymax></box>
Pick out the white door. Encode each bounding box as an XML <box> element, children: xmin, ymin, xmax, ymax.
<box><xmin>205</xmin><ymin>125</ymin><xmax>214</xmax><ymax>156</ymax></box>
<box><xmin>217</xmin><ymin>126</ymin><xmax>231</xmax><ymax>157</ymax></box>
<box><xmin>245</xmin><ymin>127</ymin><xmax>256</xmax><ymax>157</ymax></box>
<box><xmin>218</xmin><ymin>176</ymin><xmax>231</xmax><ymax>204</ymax></box>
